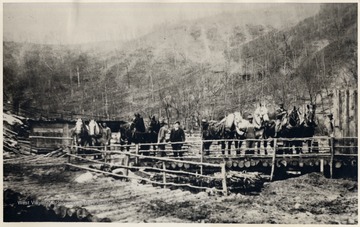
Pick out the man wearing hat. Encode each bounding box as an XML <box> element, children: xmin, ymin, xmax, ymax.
<box><xmin>102</xmin><ymin>122</ymin><xmax>112</xmax><ymax>146</ymax></box>
<box><xmin>170</xmin><ymin>121</ymin><xmax>186</xmax><ymax>157</ymax></box>
<box><xmin>254</xmin><ymin>101</ymin><xmax>269</xmax><ymax>129</ymax></box>
<box><xmin>275</xmin><ymin>103</ymin><xmax>288</xmax><ymax>137</ymax></box>
<box><xmin>324</xmin><ymin>113</ymin><xmax>334</xmax><ymax>137</ymax></box>
<box><xmin>244</xmin><ymin>114</ymin><xmax>256</xmax><ymax>154</ymax></box>
<box><xmin>157</xmin><ymin>118</ymin><xmax>169</xmax><ymax>157</ymax></box>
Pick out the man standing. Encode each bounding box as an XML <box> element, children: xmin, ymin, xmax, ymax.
<box><xmin>254</xmin><ymin>102</ymin><xmax>269</xmax><ymax>129</ymax></box>
<box><xmin>244</xmin><ymin>115</ymin><xmax>256</xmax><ymax>154</ymax></box>
<box><xmin>170</xmin><ymin>121</ymin><xmax>186</xmax><ymax>157</ymax></box>
<box><xmin>102</xmin><ymin>123</ymin><xmax>112</xmax><ymax>146</ymax></box>
<box><xmin>157</xmin><ymin>119</ymin><xmax>169</xmax><ymax>157</ymax></box>
<box><xmin>325</xmin><ymin>113</ymin><xmax>334</xmax><ymax>137</ymax></box>
<box><xmin>275</xmin><ymin>103</ymin><xmax>287</xmax><ymax>137</ymax></box>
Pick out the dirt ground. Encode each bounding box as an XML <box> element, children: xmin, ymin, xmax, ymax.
<box><xmin>3</xmin><ymin>156</ymin><xmax>358</xmax><ymax>224</ymax></box>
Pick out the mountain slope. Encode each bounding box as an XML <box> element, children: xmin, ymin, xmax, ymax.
<box><xmin>3</xmin><ymin>3</ymin><xmax>356</xmax><ymax>125</ymax></box>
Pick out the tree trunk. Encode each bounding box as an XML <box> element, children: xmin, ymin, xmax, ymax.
<box><xmin>76</xmin><ymin>66</ymin><xmax>80</xmax><ymax>87</ymax></box>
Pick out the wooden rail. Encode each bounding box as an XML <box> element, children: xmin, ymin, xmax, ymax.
<box><xmin>68</xmin><ymin>146</ymin><xmax>227</xmax><ymax>194</ymax></box>
<box><xmin>66</xmin><ymin>163</ymin><xmax>223</xmax><ymax>191</ymax></box>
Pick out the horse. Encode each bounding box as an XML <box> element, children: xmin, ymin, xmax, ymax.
<box><xmin>282</xmin><ymin>106</ymin><xmax>303</xmax><ymax>154</ymax></box>
<box><xmin>260</xmin><ymin>104</ymin><xmax>317</xmax><ymax>154</ymax></box>
<box><xmin>201</xmin><ymin>112</ymin><xmax>243</xmax><ymax>155</ymax></box>
<box><xmin>118</xmin><ymin>121</ymin><xmax>134</xmax><ymax>152</ymax></box>
<box><xmin>88</xmin><ymin>119</ymin><xmax>104</xmax><ymax>146</ymax></box>
<box><xmin>132</xmin><ymin>114</ymin><xmax>161</xmax><ymax>155</ymax></box>
<box><xmin>70</xmin><ymin>118</ymin><xmax>90</xmax><ymax>153</ymax></box>
<box><xmin>254</xmin><ymin>108</ymin><xmax>293</xmax><ymax>154</ymax></box>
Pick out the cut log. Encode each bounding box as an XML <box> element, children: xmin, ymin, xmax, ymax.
<box><xmin>184</xmin><ymin>163</ymin><xmax>190</xmax><ymax>169</ymax></box>
<box><xmin>262</xmin><ymin>161</ymin><xmax>268</xmax><ymax>167</ymax></box>
<box><xmin>76</xmin><ymin>207</ymin><xmax>91</xmax><ymax>220</ymax></box>
<box><xmin>351</xmin><ymin>159</ymin><xmax>357</xmax><ymax>166</ymax></box>
<box><xmin>226</xmin><ymin>161</ymin><xmax>233</xmax><ymax>168</ymax></box>
<box><xmin>244</xmin><ymin>161</ymin><xmax>251</xmax><ymax>168</ymax></box>
<box><xmin>250</xmin><ymin>160</ymin><xmax>256</xmax><ymax>167</ymax></box>
<box><xmin>67</xmin><ymin>207</ymin><xmax>77</xmax><ymax>217</ymax></box>
<box><xmin>291</xmin><ymin>161</ymin><xmax>299</xmax><ymax>167</ymax></box>
<box><xmin>239</xmin><ymin>161</ymin><xmax>245</xmax><ymax>168</ymax></box>
<box><xmin>165</xmin><ymin>162</ymin><xmax>171</xmax><ymax>169</ymax></box>
<box><xmin>335</xmin><ymin>161</ymin><xmax>342</xmax><ymax>168</ymax></box>
<box><xmin>60</xmin><ymin>206</ymin><xmax>68</xmax><ymax>218</ymax></box>
<box><xmin>232</xmin><ymin>162</ymin><xmax>238</xmax><ymax>168</ymax></box>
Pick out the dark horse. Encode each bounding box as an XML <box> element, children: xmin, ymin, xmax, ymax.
<box><xmin>118</xmin><ymin>121</ymin><xmax>135</xmax><ymax>151</ymax></box>
<box><xmin>132</xmin><ymin>114</ymin><xmax>161</xmax><ymax>155</ymax></box>
<box><xmin>118</xmin><ymin>114</ymin><xmax>160</xmax><ymax>155</ymax></box>
<box><xmin>201</xmin><ymin>112</ymin><xmax>242</xmax><ymax>155</ymax></box>
<box><xmin>261</xmin><ymin>104</ymin><xmax>317</xmax><ymax>154</ymax></box>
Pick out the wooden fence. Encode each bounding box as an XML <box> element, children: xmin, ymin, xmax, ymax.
<box><xmin>68</xmin><ymin>145</ymin><xmax>228</xmax><ymax>195</ymax></box>
<box><xmin>331</xmin><ymin>89</ymin><xmax>357</xmax><ymax>138</ymax></box>
<box><xmin>26</xmin><ymin>135</ymin><xmax>358</xmax><ymax>194</ymax></box>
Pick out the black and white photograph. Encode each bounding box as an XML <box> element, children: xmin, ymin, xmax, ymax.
<box><xmin>2</xmin><ymin>1</ymin><xmax>358</xmax><ymax>224</ymax></box>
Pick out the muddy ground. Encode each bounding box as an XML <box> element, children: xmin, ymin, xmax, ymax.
<box><xmin>3</xmin><ymin>156</ymin><xmax>358</xmax><ymax>224</ymax></box>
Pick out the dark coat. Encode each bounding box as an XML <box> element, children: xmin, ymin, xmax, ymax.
<box><xmin>170</xmin><ymin>128</ymin><xmax>185</xmax><ymax>143</ymax></box>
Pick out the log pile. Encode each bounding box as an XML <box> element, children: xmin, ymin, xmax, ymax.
<box><xmin>148</xmin><ymin>170</ymin><xmax>266</xmax><ymax>194</ymax></box>
<box><xmin>3</xmin><ymin>113</ymin><xmax>32</xmax><ymax>157</ymax></box>
<box><xmin>225</xmin><ymin>171</ymin><xmax>266</xmax><ymax>194</ymax></box>
<box><xmin>3</xmin><ymin>189</ymin><xmax>110</xmax><ymax>222</ymax></box>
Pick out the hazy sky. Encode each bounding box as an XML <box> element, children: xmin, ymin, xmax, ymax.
<box><xmin>4</xmin><ymin>2</ymin><xmax>320</xmax><ymax>45</ymax></box>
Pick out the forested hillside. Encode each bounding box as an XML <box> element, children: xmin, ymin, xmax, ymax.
<box><xmin>3</xmin><ymin>3</ymin><xmax>357</xmax><ymax>125</ymax></box>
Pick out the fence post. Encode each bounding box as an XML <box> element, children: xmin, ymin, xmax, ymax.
<box><xmin>66</xmin><ymin>145</ymin><xmax>72</xmax><ymax>170</ymax></box>
<box><xmin>221</xmin><ymin>162</ymin><xmax>228</xmax><ymax>196</ymax></box>
<box><xmin>135</xmin><ymin>144</ymin><xmax>139</xmax><ymax>165</ymax></box>
<box><xmin>320</xmin><ymin>159</ymin><xmax>324</xmax><ymax>174</ymax></box>
<box><xmin>162</xmin><ymin>161</ymin><xmax>167</xmax><ymax>188</ymax></box>
<box><xmin>124</xmin><ymin>154</ymin><xmax>130</xmax><ymax>176</ymax></box>
<box><xmin>330</xmin><ymin>137</ymin><xmax>335</xmax><ymax>179</ymax></box>
<box><xmin>270</xmin><ymin>138</ymin><xmax>277</xmax><ymax>181</ymax></box>
<box><xmin>104</xmin><ymin>145</ymin><xmax>107</xmax><ymax>163</ymax></box>
<box><xmin>200</xmin><ymin>140</ymin><xmax>204</xmax><ymax>175</ymax></box>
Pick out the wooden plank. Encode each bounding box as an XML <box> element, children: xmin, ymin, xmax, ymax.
<box><xmin>200</xmin><ymin>140</ymin><xmax>204</xmax><ymax>175</ymax></box>
<box><xmin>332</xmin><ymin>89</ymin><xmax>339</xmax><ymax>137</ymax></box>
<box><xmin>270</xmin><ymin>139</ymin><xmax>277</xmax><ymax>181</ymax></box>
<box><xmin>320</xmin><ymin>159</ymin><xmax>324</xmax><ymax>174</ymax></box>
<box><xmin>345</xmin><ymin>90</ymin><xmax>350</xmax><ymax>138</ymax></box>
<box><xmin>330</xmin><ymin>137</ymin><xmax>334</xmax><ymax>179</ymax></box>
<box><xmin>162</xmin><ymin>161</ymin><xmax>166</xmax><ymax>189</ymax></box>
<box><xmin>354</xmin><ymin>90</ymin><xmax>358</xmax><ymax>136</ymax></box>
<box><xmin>135</xmin><ymin>144</ymin><xmax>139</xmax><ymax>165</ymax></box>
<box><xmin>338</xmin><ymin>89</ymin><xmax>342</xmax><ymax>135</ymax></box>
<box><xmin>221</xmin><ymin>162</ymin><xmax>228</xmax><ymax>195</ymax></box>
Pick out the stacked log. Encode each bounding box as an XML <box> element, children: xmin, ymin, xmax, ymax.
<box><xmin>148</xmin><ymin>170</ymin><xmax>266</xmax><ymax>194</ymax></box>
<box><xmin>3</xmin><ymin>189</ymin><xmax>108</xmax><ymax>222</ymax></box>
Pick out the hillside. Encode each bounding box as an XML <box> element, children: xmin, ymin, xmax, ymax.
<box><xmin>3</xmin><ymin>3</ymin><xmax>357</xmax><ymax>127</ymax></box>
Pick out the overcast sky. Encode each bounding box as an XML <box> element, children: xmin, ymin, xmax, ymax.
<box><xmin>4</xmin><ymin>3</ymin><xmax>320</xmax><ymax>45</ymax></box>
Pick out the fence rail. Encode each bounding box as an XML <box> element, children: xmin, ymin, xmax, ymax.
<box><xmin>68</xmin><ymin>145</ymin><xmax>227</xmax><ymax>194</ymax></box>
